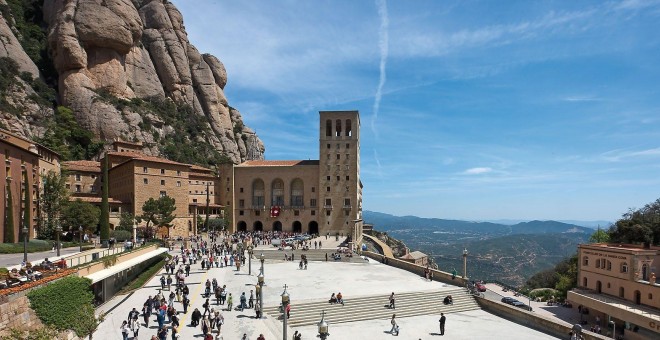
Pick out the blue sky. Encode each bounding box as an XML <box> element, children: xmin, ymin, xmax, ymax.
<box><xmin>172</xmin><ymin>0</ymin><xmax>660</xmax><ymax>222</ymax></box>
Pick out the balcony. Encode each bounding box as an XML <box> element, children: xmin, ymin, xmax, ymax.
<box><xmin>323</xmin><ymin>205</ymin><xmax>333</xmax><ymax>210</ymax></box>
<box><xmin>343</xmin><ymin>205</ymin><xmax>352</xmax><ymax>210</ymax></box>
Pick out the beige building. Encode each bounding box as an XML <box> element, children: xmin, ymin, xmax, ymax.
<box><xmin>568</xmin><ymin>243</ymin><xmax>660</xmax><ymax>338</ymax></box>
<box><xmin>223</xmin><ymin>111</ymin><xmax>364</xmax><ymax>247</ymax></box>
<box><xmin>399</xmin><ymin>250</ymin><xmax>429</xmax><ymax>267</ymax></box>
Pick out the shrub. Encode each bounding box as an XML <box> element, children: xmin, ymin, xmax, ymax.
<box><xmin>110</xmin><ymin>229</ymin><xmax>132</xmax><ymax>241</ymax></box>
<box><xmin>27</xmin><ymin>276</ymin><xmax>95</xmax><ymax>337</ymax></box>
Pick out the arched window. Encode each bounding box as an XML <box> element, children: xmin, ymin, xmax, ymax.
<box><xmin>583</xmin><ymin>256</ymin><xmax>589</xmax><ymax>266</ymax></box>
<box><xmin>345</xmin><ymin>119</ymin><xmax>352</xmax><ymax>137</ymax></box>
<box><xmin>606</xmin><ymin>260</ymin><xmax>612</xmax><ymax>271</ymax></box>
<box><xmin>335</xmin><ymin>119</ymin><xmax>342</xmax><ymax>137</ymax></box>
<box><xmin>326</xmin><ymin>120</ymin><xmax>332</xmax><ymax>136</ymax></box>
<box><xmin>595</xmin><ymin>259</ymin><xmax>601</xmax><ymax>268</ymax></box>
<box><xmin>290</xmin><ymin>178</ymin><xmax>304</xmax><ymax>207</ymax></box>
<box><xmin>583</xmin><ymin>277</ymin><xmax>588</xmax><ymax>287</ymax></box>
<box><xmin>621</xmin><ymin>262</ymin><xmax>628</xmax><ymax>273</ymax></box>
<box><xmin>252</xmin><ymin>179</ymin><xmax>265</xmax><ymax>207</ymax></box>
<box><xmin>619</xmin><ymin>287</ymin><xmax>625</xmax><ymax>298</ymax></box>
<box><xmin>271</xmin><ymin>179</ymin><xmax>284</xmax><ymax>206</ymax></box>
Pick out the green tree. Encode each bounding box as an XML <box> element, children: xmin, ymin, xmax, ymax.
<box><xmin>20</xmin><ymin>171</ymin><xmax>30</xmax><ymax>242</ymax></box>
<box><xmin>39</xmin><ymin>170</ymin><xmax>68</xmax><ymax>239</ymax></box>
<box><xmin>137</xmin><ymin>195</ymin><xmax>176</xmax><ymax>239</ymax></box>
<box><xmin>100</xmin><ymin>156</ymin><xmax>109</xmax><ymax>246</ymax></box>
<box><xmin>37</xmin><ymin>106</ymin><xmax>104</xmax><ymax>161</ymax></box>
<box><xmin>589</xmin><ymin>228</ymin><xmax>610</xmax><ymax>243</ymax></box>
<box><xmin>4</xmin><ymin>178</ymin><xmax>15</xmax><ymax>243</ymax></box>
<box><xmin>117</xmin><ymin>212</ymin><xmax>135</xmax><ymax>232</ymax></box>
<box><xmin>61</xmin><ymin>199</ymin><xmax>100</xmax><ymax>233</ymax></box>
<box><xmin>608</xmin><ymin>199</ymin><xmax>660</xmax><ymax>245</ymax></box>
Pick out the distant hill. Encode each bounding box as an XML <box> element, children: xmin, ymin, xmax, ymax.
<box><xmin>363</xmin><ymin>211</ymin><xmax>592</xmax><ymax>286</ymax></box>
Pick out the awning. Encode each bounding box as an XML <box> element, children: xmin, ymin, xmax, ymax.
<box><xmin>84</xmin><ymin>248</ymin><xmax>168</xmax><ymax>284</ymax></box>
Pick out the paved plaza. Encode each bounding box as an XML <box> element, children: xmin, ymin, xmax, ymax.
<box><xmin>93</xmin><ymin>240</ymin><xmax>560</xmax><ymax>340</ymax></box>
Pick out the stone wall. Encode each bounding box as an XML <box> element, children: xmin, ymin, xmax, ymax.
<box><xmin>362</xmin><ymin>250</ymin><xmax>468</xmax><ymax>286</ymax></box>
<box><xmin>0</xmin><ymin>292</ymin><xmax>44</xmax><ymax>336</ymax></box>
<box><xmin>477</xmin><ymin>297</ymin><xmax>610</xmax><ymax>340</ymax></box>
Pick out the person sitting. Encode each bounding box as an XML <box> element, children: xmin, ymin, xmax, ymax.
<box><xmin>336</xmin><ymin>292</ymin><xmax>344</xmax><ymax>306</ymax></box>
<box><xmin>42</xmin><ymin>258</ymin><xmax>53</xmax><ymax>271</ymax></box>
<box><xmin>329</xmin><ymin>293</ymin><xmax>337</xmax><ymax>304</ymax></box>
<box><xmin>443</xmin><ymin>295</ymin><xmax>453</xmax><ymax>305</ymax></box>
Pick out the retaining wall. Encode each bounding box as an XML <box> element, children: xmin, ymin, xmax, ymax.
<box><xmin>362</xmin><ymin>250</ymin><xmax>468</xmax><ymax>286</ymax></box>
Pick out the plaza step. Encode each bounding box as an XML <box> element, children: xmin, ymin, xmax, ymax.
<box><xmin>263</xmin><ymin>287</ymin><xmax>480</xmax><ymax>327</ymax></box>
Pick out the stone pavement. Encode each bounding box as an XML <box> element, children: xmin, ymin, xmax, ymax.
<box><xmin>0</xmin><ymin>246</ymin><xmax>81</xmax><ymax>268</ymax></box>
<box><xmin>94</xmin><ymin>244</ymin><xmax>561</xmax><ymax>340</ymax></box>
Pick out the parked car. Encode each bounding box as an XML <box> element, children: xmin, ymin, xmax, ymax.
<box><xmin>511</xmin><ymin>301</ymin><xmax>533</xmax><ymax>311</ymax></box>
<box><xmin>476</xmin><ymin>282</ymin><xmax>487</xmax><ymax>292</ymax></box>
<box><xmin>501</xmin><ymin>297</ymin><xmax>517</xmax><ymax>305</ymax></box>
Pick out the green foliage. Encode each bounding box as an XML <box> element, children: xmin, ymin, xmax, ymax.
<box><xmin>27</xmin><ymin>276</ymin><xmax>97</xmax><ymax>337</ymax></box>
<box><xmin>525</xmin><ymin>254</ymin><xmax>577</xmax><ymax>299</ymax></box>
<box><xmin>207</xmin><ymin>218</ymin><xmax>226</xmax><ymax>231</ymax></box>
<box><xmin>4</xmin><ymin>179</ymin><xmax>15</xmax><ymax>243</ymax></box>
<box><xmin>100</xmin><ymin>157</ymin><xmax>110</xmax><ymax>244</ymax></box>
<box><xmin>233</xmin><ymin>120</ymin><xmax>244</xmax><ymax>134</ymax></box>
<box><xmin>118</xmin><ymin>254</ymin><xmax>169</xmax><ymax>294</ymax></box>
<box><xmin>61</xmin><ymin>199</ymin><xmax>100</xmax><ymax>232</ymax></box>
<box><xmin>589</xmin><ymin>228</ymin><xmax>610</xmax><ymax>243</ymax></box>
<box><xmin>0</xmin><ymin>57</ymin><xmax>21</xmax><ymax>114</ymax></box>
<box><xmin>0</xmin><ymin>240</ymin><xmax>88</xmax><ymax>254</ymax></box>
<box><xmin>137</xmin><ymin>195</ymin><xmax>177</xmax><ymax>238</ymax></box>
<box><xmin>37</xmin><ymin>106</ymin><xmax>105</xmax><ymax>161</ymax></box>
<box><xmin>110</xmin><ymin>229</ymin><xmax>132</xmax><ymax>241</ymax></box>
<box><xmin>93</xmin><ymin>93</ymin><xmax>234</xmax><ymax>167</ymax></box>
<box><xmin>101</xmin><ymin>254</ymin><xmax>118</xmax><ymax>268</ymax></box>
<box><xmin>117</xmin><ymin>212</ymin><xmax>135</xmax><ymax>232</ymax></box>
<box><xmin>39</xmin><ymin>171</ymin><xmax>68</xmax><ymax>240</ymax></box>
<box><xmin>608</xmin><ymin>198</ymin><xmax>660</xmax><ymax>245</ymax></box>
<box><xmin>0</xmin><ymin>325</ymin><xmax>60</xmax><ymax>340</ymax></box>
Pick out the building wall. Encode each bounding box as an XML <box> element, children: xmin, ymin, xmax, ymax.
<box><xmin>0</xmin><ymin>136</ymin><xmax>40</xmax><ymax>242</ymax></box>
<box><xmin>66</xmin><ymin>171</ymin><xmax>100</xmax><ymax>195</ymax></box>
<box><xmin>232</xmin><ymin>165</ymin><xmax>319</xmax><ymax>233</ymax></box>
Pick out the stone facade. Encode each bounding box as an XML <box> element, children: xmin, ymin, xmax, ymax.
<box><xmin>0</xmin><ymin>293</ymin><xmax>44</xmax><ymax>336</ymax></box>
<box><xmin>226</xmin><ymin>111</ymin><xmax>364</xmax><ymax>245</ymax></box>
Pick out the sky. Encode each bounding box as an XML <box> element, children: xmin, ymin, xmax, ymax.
<box><xmin>171</xmin><ymin>0</ymin><xmax>660</xmax><ymax>222</ymax></box>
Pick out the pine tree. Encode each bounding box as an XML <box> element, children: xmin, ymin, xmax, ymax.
<box><xmin>4</xmin><ymin>178</ymin><xmax>15</xmax><ymax>243</ymax></box>
<box><xmin>100</xmin><ymin>155</ymin><xmax>110</xmax><ymax>246</ymax></box>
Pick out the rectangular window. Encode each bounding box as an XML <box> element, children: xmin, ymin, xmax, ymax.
<box><xmin>176</xmin><ymin>181</ymin><xmax>181</xmax><ymax>187</ymax></box>
<box><xmin>311</xmin><ymin>187</ymin><xmax>315</xmax><ymax>192</ymax></box>
<box><xmin>325</xmin><ymin>198</ymin><xmax>332</xmax><ymax>206</ymax></box>
<box><xmin>177</xmin><ymin>170</ymin><xmax>181</xmax><ymax>176</ymax></box>
<box><xmin>336</xmin><ymin>154</ymin><xmax>340</xmax><ymax>160</ymax></box>
<box><xmin>344</xmin><ymin>198</ymin><xmax>351</xmax><ymax>206</ymax></box>
<box><xmin>326</xmin><ymin>176</ymin><xmax>330</xmax><ymax>180</ymax></box>
<box><xmin>75</xmin><ymin>184</ymin><xmax>81</xmax><ymax>192</ymax></box>
<box><xmin>160</xmin><ymin>169</ymin><xmax>165</xmax><ymax>174</ymax></box>
<box><xmin>143</xmin><ymin>167</ymin><xmax>148</xmax><ymax>173</ymax></box>
<box><xmin>311</xmin><ymin>210</ymin><xmax>316</xmax><ymax>216</ymax></box>
<box><xmin>161</xmin><ymin>180</ymin><xmax>165</xmax><ymax>185</ymax></box>
<box><xmin>294</xmin><ymin>210</ymin><xmax>300</xmax><ymax>216</ymax></box>
<box><xmin>75</xmin><ymin>174</ymin><xmax>81</xmax><ymax>181</ymax></box>
<box><xmin>345</xmin><ymin>210</ymin><xmax>350</xmax><ymax>216</ymax></box>
<box><xmin>239</xmin><ymin>199</ymin><xmax>245</xmax><ymax>208</ymax></box>
<box><xmin>326</xmin><ymin>186</ymin><xmax>330</xmax><ymax>192</ymax></box>
<box><xmin>326</xmin><ymin>210</ymin><xmax>331</xmax><ymax>216</ymax></box>
<box><xmin>240</xmin><ymin>187</ymin><xmax>244</xmax><ymax>193</ymax></box>
<box><xmin>143</xmin><ymin>178</ymin><xmax>148</xmax><ymax>184</ymax></box>
<box><xmin>327</xmin><ymin>144</ymin><xmax>330</xmax><ymax>149</ymax></box>
<box><xmin>193</xmin><ymin>199</ymin><xmax>197</xmax><ymax>203</ymax></box>
<box><xmin>239</xmin><ymin>210</ymin><xmax>244</xmax><ymax>216</ymax></box>
<box><xmin>255</xmin><ymin>210</ymin><xmax>260</xmax><ymax>216</ymax></box>
<box><xmin>346</xmin><ymin>176</ymin><xmax>350</xmax><ymax>180</ymax></box>
<box><xmin>159</xmin><ymin>191</ymin><xmax>166</xmax><ymax>197</ymax></box>
<box><xmin>346</xmin><ymin>143</ymin><xmax>350</xmax><ymax>148</ymax></box>
<box><xmin>310</xmin><ymin>199</ymin><xmax>317</xmax><ymax>207</ymax></box>
<box><xmin>337</xmin><ymin>176</ymin><xmax>340</xmax><ymax>181</ymax></box>
<box><xmin>346</xmin><ymin>154</ymin><xmax>350</xmax><ymax>160</ymax></box>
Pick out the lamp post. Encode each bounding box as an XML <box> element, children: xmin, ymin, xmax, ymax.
<box><xmin>22</xmin><ymin>226</ymin><xmax>28</xmax><ymax>264</ymax></box>
<box><xmin>257</xmin><ymin>271</ymin><xmax>265</xmax><ymax>319</ymax></box>
<box><xmin>462</xmin><ymin>248</ymin><xmax>468</xmax><ymax>279</ymax></box>
<box><xmin>318</xmin><ymin>310</ymin><xmax>330</xmax><ymax>339</ymax></box>
<box><xmin>248</xmin><ymin>245</ymin><xmax>253</xmax><ymax>275</ymax></box>
<box><xmin>132</xmin><ymin>219</ymin><xmax>137</xmax><ymax>245</ymax></box>
<box><xmin>56</xmin><ymin>223</ymin><xmax>62</xmax><ymax>257</ymax></box>
<box><xmin>609</xmin><ymin>320</ymin><xmax>616</xmax><ymax>339</ymax></box>
<box><xmin>79</xmin><ymin>226</ymin><xmax>83</xmax><ymax>252</ymax></box>
<box><xmin>281</xmin><ymin>284</ymin><xmax>290</xmax><ymax>340</ymax></box>
<box><xmin>260</xmin><ymin>252</ymin><xmax>265</xmax><ymax>276</ymax></box>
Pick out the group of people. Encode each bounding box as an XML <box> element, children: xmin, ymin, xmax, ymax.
<box><xmin>328</xmin><ymin>292</ymin><xmax>344</xmax><ymax>305</ymax></box>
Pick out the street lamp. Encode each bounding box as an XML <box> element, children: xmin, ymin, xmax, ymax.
<box><xmin>132</xmin><ymin>220</ymin><xmax>137</xmax><ymax>245</ymax></box>
<box><xmin>462</xmin><ymin>248</ymin><xmax>468</xmax><ymax>279</ymax></box>
<box><xmin>318</xmin><ymin>310</ymin><xmax>330</xmax><ymax>339</ymax></box>
<box><xmin>609</xmin><ymin>320</ymin><xmax>616</xmax><ymax>339</ymax></box>
<box><xmin>281</xmin><ymin>284</ymin><xmax>290</xmax><ymax>340</ymax></box>
<box><xmin>260</xmin><ymin>252</ymin><xmax>265</xmax><ymax>276</ymax></box>
<box><xmin>22</xmin><ymin>226</ymin><xmax>28</xmax><ymax>264</ymax></box>
<box><xmin>56</xmin><ymin>223</ymin><xmax>62</xmax><ymax>257</ymax></box>
<box><xmin>79</xmin><ymin>226</ymin><xmax>83</xmax><ymax>252</ymax></box>
<box><xmin>257</xmin><ymin>271</ymin><xmax>265</xmax><ymax>319</ymax></box>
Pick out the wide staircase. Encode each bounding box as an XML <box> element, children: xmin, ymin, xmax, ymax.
<box><xmin>251</xmin><ymin>249</ymin><xmax>368</xmax><ymax>263</ymax></box>
<box><xmin>263</xmin><ymin>287</ymin><xmax>480</xmax><ymax>327</ymax></box>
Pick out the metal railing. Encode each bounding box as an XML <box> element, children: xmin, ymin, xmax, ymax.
<box><xmin>571</xmin><ymin>288</ymin><xmax>660</xmax><ymax>321</ymax></box>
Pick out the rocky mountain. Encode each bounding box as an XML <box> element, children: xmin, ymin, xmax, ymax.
<box><xmin>0</xmin><ymin>0</ymin><xmax>263</xmax><ymax>165</ymax></box>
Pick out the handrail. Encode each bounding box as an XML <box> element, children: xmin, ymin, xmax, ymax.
<box><xmin>570</xmin><ymin>289</ymin><xmax>660</xmax><ymax>320</ymax></box>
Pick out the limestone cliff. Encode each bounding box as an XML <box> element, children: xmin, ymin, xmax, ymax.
<box><xmin>0</xmin><ymin>0</ymin><xmax>263</xmax><ymax>164</ymax></box>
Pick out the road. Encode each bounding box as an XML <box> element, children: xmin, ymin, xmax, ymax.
<box><xmin>0</xmin><ymin>246</ymin><xmax>82</xmax><ymax>268</ymax></box>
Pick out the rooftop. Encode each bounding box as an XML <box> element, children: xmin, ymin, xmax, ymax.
<box><xmin>107</xmin><ymin>151</ymin><xmax>189</xmax><ymax>167</ymax></box>
<box><xmin>238</xmin><ymin>160</ymin><xmax>320</xmax><ymax>167</ymax></box>
<box><xmin>400</xmin><ymin>250</ymin><xmax>428</xmax><ymax>260</ymax></box>
<box><xmin>63</xmin><ymin>160</ymin><xmax>101</xmax><ymax>172</ymax></box>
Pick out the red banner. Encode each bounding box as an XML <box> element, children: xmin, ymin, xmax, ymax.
<box><xmin>270</xmin><ymin>206</ymin><xmax>280</xmax><ymax>217</ymax></box>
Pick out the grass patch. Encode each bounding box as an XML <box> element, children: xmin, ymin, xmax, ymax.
<box><xmin>118</xmin><ymin>254</ymin><xmax>170</xmax><ymax>294</ymax></box>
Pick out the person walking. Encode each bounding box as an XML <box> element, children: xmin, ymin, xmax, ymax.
<box><xmin>439</xmin><ymin>313</ymin><xmax>446</xmax><ymax>335</ymax></box>
<box><xmin>389</xmin><ymin>314</ymin><xmax>399</xmax><ymax>336</ymax></box>
<box><xmin>389</xmin><ymin>292</ymin><xmax>396</xmax><ymax>309</ymax></box>
<box><xmin>131</xmin><ymin>318</ymin><xmax>140</xmax><ymax>338</ymax></box>
<box><xmin>120</xmin><ymin>320</ymin><xmax>130</xmax><ymax>340</ymax></box>
<box><xmin>227</xmin><ymin>293</ymin><xmax>233</xmax><ymax>311</ymax></box>
<box><xmin>249</xmin><ymin>290</ymin><xmax>254</xmax><ymax>309</ymax></box>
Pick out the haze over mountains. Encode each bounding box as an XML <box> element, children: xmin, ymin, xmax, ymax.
<box><xmin>363</xmin><ymin>211</ymin><xmax>594</xmax><ymax>286</ymax></box>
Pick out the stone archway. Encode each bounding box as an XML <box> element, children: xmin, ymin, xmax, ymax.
<box><xmin>292</xmin><ymin>221</ymin><xmax>302</xmax><ymax>233</ymax></box>
<box><xmin>237</xmin><ymin>221</ymin><xmax>247</xmax><ymax>232</ymax></box>
<box><xmin>308</xmin><ymin>221</ymin><xmax>319</xmax><ymax>235</ymax></box>
<box><xmin>253</xmin><ymin>221</ymin><xmax>263</xmax><ymax>232</ymax></box>
<box><xmin>273</xmin><ymin>221</ymin><xmax>282</xmax><ymax>232</ymax></box>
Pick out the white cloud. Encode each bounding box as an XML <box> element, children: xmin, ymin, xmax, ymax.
<box><xmin>464</xmin><ymin>167</ymin><xmax>493</xmax><ymax>175</ymax></box>
<box><xmin>600</xmin><ymin>147</ymin><xmax>660</xmax><ymax>162</ymax></box>
<box><xmin>562</xmin><ymin>95</ymin><xmax>601</xmax><ymax>102</ymax></box>
<box><xmin>371</xmin><ymin>0</ymin><xmax>389</xmax><ymax>139</ymax></box>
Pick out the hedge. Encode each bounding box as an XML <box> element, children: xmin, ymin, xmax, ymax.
<box><xmin>27</xmin><ymin>276</ymin><xmax>95</xmax><ymax>337</ymax></box>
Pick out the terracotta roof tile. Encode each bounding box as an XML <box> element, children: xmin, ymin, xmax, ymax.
<box><xmin>69</xmin><ymin>196</ymin><xmax>124</xmax><ymax>204</ymax></box>
<box><xmin>63</xmin><ymin>160</ymin><xmax>101</xmax><ymax>172</ymax></box>
<box><xmin>107</xmin><ymin>151</ymin><xmax>188</xmax><ymax>166</ymax></box>
<box><xmin>238</xmin><ymin>160</ymin><xmax>319</xmax><ymax>167</ymax></box>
